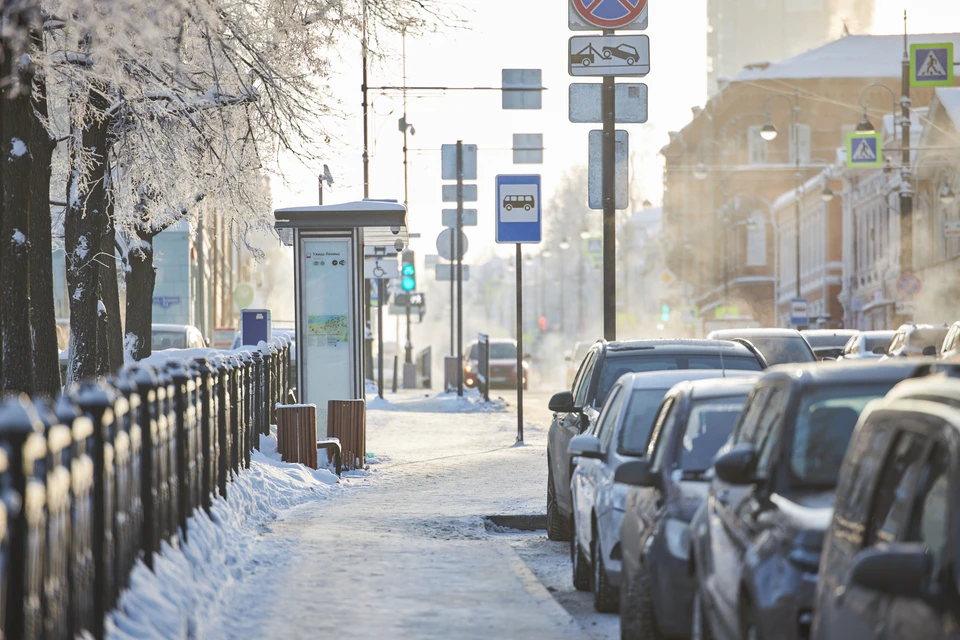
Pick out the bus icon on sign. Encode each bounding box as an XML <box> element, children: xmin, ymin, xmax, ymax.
<box><xmin>503</xmin><ymin>195</ymin><xmax>535</xmax><ymax>212</ymax></box>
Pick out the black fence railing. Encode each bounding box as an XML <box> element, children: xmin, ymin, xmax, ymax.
<box><xmin>0</xmin><ymin>335</ymin><xmax>294</xmax><ymax>640</ymax></box>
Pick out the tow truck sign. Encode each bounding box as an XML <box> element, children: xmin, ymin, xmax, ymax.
<box><xmin>569</xmin><ymin>35</ymin><xmax>650</xmax><ymax>77</ymax></box>
<box><xmin>569</xmin><ymin>0</ymin><xmax>648</xmax><ymax>31</ymax></box>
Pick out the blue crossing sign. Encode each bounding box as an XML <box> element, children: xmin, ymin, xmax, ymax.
<box><xmin>846</xmin><ymin>132</ymin><xmax>882</xmax><ymax>169</ymax></box>
<box><xmin>495</xmin><ymin>175</ymin><xmax>541</xmax><ymax>244</ymax></box>
<box><xmin>911</xmin><ymin>43</ymin><xmax>953</xmax><ymax>87</ymax></box>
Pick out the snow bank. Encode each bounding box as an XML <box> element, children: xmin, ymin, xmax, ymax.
<box><xmin>368</xmin><ymin>388</ymin><xmax>508</xmax><ymax>414</ymax></box>
<box><xmin>107</xmin><ymin>435</ymin><xmax>341</xmax><ymax>639</ymax></box>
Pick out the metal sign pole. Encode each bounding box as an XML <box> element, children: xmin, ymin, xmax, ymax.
<box><xmin>516</xmin><ymin>243</ymin><xmax>524</xmax><ymax>443</ymax></box>
<box><xmin>450</xmin><ymin>232</ymin><xmax>455</xmax><ymax>357</ymax></box>
<box><xmin>601</xmin><ymin>71</ymin><xmax>617</xmax><ymax>341</ymax></box>
<box><xmin>456</xmin><ymin>141</ymin><xmax>465</xmax><ymax>397</ymax></box>
<box><xmin>377</xmin><ymin>278</ymin><xmax>385</xmax><ymax>398</ymax></box>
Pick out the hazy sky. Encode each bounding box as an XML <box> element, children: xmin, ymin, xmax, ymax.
<box><xmin>271</xmin><ymin>0</ymin><xmax>960</xmax><ymax>262</ymax></box>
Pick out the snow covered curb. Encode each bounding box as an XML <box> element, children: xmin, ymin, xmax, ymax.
<box><xmin>367</xmin><ymin>388</ymin><xmax>509</xmax><ymax>413</ymax></box>
<box><xmin>107</xmin><ymin>434</ymin><xmax>342</xmax><ymax>639</ymax></box>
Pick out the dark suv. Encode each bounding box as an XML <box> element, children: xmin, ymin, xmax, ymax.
<box><xmin>812</xmin><ymin>366</ymin><xmax>960</xmax><ymax>640</ymax></box>
<box><xmin>616</xmin><ymin>376</ymin><xmax>757</xmax><ymax>639</ymax></box>
<box><xmin>689</xmin><ymin>360</ymin><xmax>920</xmax><ymax>640</ymax></box>
<box><xmin>546</xmin><ymin>339</ymin><xmax>766</xmax><ymax>541</ymax></box>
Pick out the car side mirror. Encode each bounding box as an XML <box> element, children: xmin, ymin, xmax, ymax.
<box><xmin>850</xmin><ymin>544</ymin><xmax>934</xmax><ymax>600</ymax></box>
<box><xmin>923</xmin><ymin>346</ymin><xmax>938</xmax><ymax>357</ymax></box>
<box><xmin>714</xmin><ymin>443</ymin><xmax>758</xmax><ymax>485</ymax></box>
<box><xmin>548</xmin><ymin>391</ymin><xmax>576</xmax><ymax>413</ymax></box>
<box><xmin>568</xmin><ymin>434</ymin><xmax>603</xmax><ymax>460</ymax></box>
<box><xmin>614</xmin><ymin>459</ymin><xmax>661</xmax><ymax>490</ymax></box>
<box><xmin>873</xmin><ymin>346</ymin><xmax>888</xmax><ymax>355</ymax></box>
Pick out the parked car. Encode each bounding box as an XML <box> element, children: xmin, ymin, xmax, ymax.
<box><xmin>801</xmin><ymin>329</ymin><xmax>858</xmax><ymax>360</ymax></box>
<box><xmin>617</xmin><ymin>376</ymin><xmax>758</xmax><ymax>639</ymax></box>
<box><xmin>568</xmin><ymin>370</ymin><xmax>756</xmax><ymax>612</ymax></box>
<box><xmin>152</xmin><ymin>323</ymin><xmax>207</xmax><ymax>351</ymax></box>
<box><xmin>813</xmin><ymin>366</ymin><xmax>960</xmax><ymax>640</ymax></box>
<box><xmin>706</xmin><ymin>328</ymin><xmax>816</xmax><ymax>366</ymax></box>
<box><xmin>566</xmin><ymin>341</ymin><xmax>595</xmax><ymax>389</ymax></box>
<box><xmin>881</xmin><ymin>322</ymin><xmax>949</xmax><ymax>359</ymax></box>
<box><xmin>546</xmin><ymin>339</ymin><xmax>767</xmax><ymax>542</ymax></box>
<box><xmin>463</xmin><ymin>338</ymin><xmax>529</xmax><ymax>390</ymax></box>
<box><xmin>939</xmin><ymin>320</ymin><xmax>960</xmax><ymax>360</ymax></box>
<box><xmin>836</xmin><ymin>330</ymin><xmax>896</xmax><ymax>361</ymax></box>
<box><xmin>689</xmin><ymin>360</ymin><xmax>921</xmax><ymax>640</ymax></box>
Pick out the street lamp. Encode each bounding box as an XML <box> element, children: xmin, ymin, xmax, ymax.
<box><xmin>760</xmin><ymin>122</ymin><xmax>778</xmax><ymax>141</ymax></box>
<box><xmin>821</xmin><ymin>183</ymin><xmax>835</xmax><ymax>202</ymax></box>
<box><xmin>579</xmin><ymin>230</ymin><xmax>591</xmax><ymax>240</ymax></box>
<box><xmin>559</xmin><ymin>237</ymin><xmax>570</xmax><ymax>251</ymax></box>
<box><xmin>940</xmin><ymin>186</ymin><xmax>956</xmax><ymax>205</ymax></box>
<box><xmin>856</xmin><ymin>113</ymin><xmax>876</xmax><ymax>134</ymax></box>
<box><xmin>855</xmin><ymin>84</ymin><xmax>898</xmax><ymax>139</ymax></box>
<box><xmin>763</xmin><ymin>90</ymin><xmax>803</xmax><ymax>304</ymax></box>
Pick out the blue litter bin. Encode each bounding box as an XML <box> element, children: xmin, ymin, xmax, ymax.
<box><xmin>241</xmin><ymin>309</ymin><xmax>272</xmax><ymax>347</ymax></box>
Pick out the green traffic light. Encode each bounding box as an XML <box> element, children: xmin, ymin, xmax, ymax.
<box><xmin>402</xmin><ymin>276</ymin><xmax>416</xmax><ymax>291</ymax></box>
<box><xmin>402</xmin><ymin>264</ymin><xmax>415</xmax><ymax>276</ymax></box>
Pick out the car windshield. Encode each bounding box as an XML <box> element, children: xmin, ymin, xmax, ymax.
<box><xmin>790</xmin><ymin>383</ymin><xmax>896</xmax><ymax>488</ymax></box>
<box><xmin>744</xmin><ymin>336</ymin><xmax>815</xmax><ymax>365</ymax></box>
<box><xmin>865</xmin><ymin>335</ymin><xmax>892</xmax><ymax>352</ymax></box>
<box><xmin>804</xmin><ymin>334</ymin><xmax>853</xmax><ymax>349</ymax></box>
<box><xmin>907</xmin><ymin>329</ymin><xmax>948</xmax><ymax>350</ymax></box>
<box><xmin>619</xmin><ymin>388</ymin><xmax>671</xmax><ymax>457</ymax></box>
<box><xmin>595</xmin><ymin>354</ymin><xmax>761</xmax><ymax>404</ymax></box>
<box><xmin>679</xmin><ymin>398</ymin><xmax>746</xmax><ymax>473</ymax></box>
<box><xmin>152</xmin><ymin>330</ymin><xmax>186</xmax><ymax>350</ymax></box>
<box><xmin>469</xmin><ymin>343</ymin><xmax>517</xmax><ymax>359</ymax></box>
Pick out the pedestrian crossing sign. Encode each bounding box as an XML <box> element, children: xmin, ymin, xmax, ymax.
<box><xmin>846</xmin><ymin>132</ymin><xmax>882</xmax><ymax>168</ymax></box>
<box><xmin>911</xmin><ymin>43</ymin><xmax>953</xmax><ymax>87</ymax></box>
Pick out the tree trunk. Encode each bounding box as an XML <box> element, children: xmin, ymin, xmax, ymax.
<box><xmin>0</xmin><ymin>23</ymin><xmax>37</xmax><ymax>395</ymax></box>
<box><xmin>28</xmin><ymin>26</ymin><xmax>62</xmax><ymax>397</ymax></box>
<box><xmin>65</xmin><ymin>86</ymin><xmax>110</xmax><ymax>382</ymax></box>
<box><xmin>124</xmin><ymin>231</ymin><xmax>157</xmax><ymax>361</ymax></box>
<box><xmin>99</xmin><ymin>170</ymin><xmax>124</xmax><ymax>374</ymax></box>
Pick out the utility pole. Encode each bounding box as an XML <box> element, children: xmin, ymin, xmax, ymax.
<box><xmin>456</xmin><ymin>141</ymin><xmax>464</xmax><ymax>397</ymax></box>
<box><xmin>793</xmin><ymin>87</ymin><xmax>801</xmax><ymax>301</ymax></box>
<box><xmin>899</xmin><ymin>11</ymin><xmax>914</xmax><ymax>297</ymax></box>
<box><xmin>361</xmin><ymin>0</ymin><xmax>374</xmax><ymax>383</ymax></box>
<box><xmin>401</xmin><ymin>26</ymin><xmax>414</xmax><ymax>367</ymax></box>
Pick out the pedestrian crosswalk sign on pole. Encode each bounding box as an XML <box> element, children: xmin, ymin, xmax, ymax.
<box><xmin>911</xmin><ymin>43</ymin><xmax>953</xmax><ymax>87</ymax></box>
<box><xmin>846</xmin><ymin>132</ymin><xmax>882</xmax><ymax>169</ymax></box>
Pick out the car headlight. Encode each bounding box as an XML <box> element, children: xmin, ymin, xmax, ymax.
<box><xmin>664</xmin><ymin>518</ymin><xmax>690</xmax><ymax>561</ymax></box>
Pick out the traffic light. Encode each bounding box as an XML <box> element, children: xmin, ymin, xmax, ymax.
<box><xmin>401</xmin><ymin>250</ymin><xmax>416</xmax><ymax>292</ymax></box>
<box><xmin>660</xmin><ymin>304</ymin><xmax>671</xmax><ymax>323</ymax></box>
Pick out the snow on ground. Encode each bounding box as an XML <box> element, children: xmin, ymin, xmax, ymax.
<box><xmin>110</xmin><ymin>389</ymin><xmax>619</xmax><ymax>639</ymax></box>
<box><xmin>107</xmin><ymin>433</ymin><xmax>347</xmax><ymax>639</ymax></box>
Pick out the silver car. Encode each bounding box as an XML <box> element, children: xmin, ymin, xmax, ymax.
<box><xmin>836</xmin><ymin>330</ymin><xmax>895</xmax><ymax>360</ymax></box>
<box><xmin>568</xmin><ymin>369</ymin><xmax>756</xmax><ymax>613</ymax></box>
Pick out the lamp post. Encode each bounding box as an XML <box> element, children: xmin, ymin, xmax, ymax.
<box><xmin>854</xmin><ymin>83</ymin><xmax>898</xmax><ymax>140</ymax></box>
<box><xmin>761</xmin><ymin>90</ymin><xmax>803</xmax><ymax>309</ymax></box>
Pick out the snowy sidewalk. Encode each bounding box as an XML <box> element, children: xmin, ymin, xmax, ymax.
<box><xmin>206</xmin><ymin>390</ymin><xmax>587</xmax><ymax>639</ymax></box>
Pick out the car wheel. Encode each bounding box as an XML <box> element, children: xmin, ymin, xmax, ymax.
<box><xmin>546</xmin><ymin>464</ymin><xmax>572</xmax><ymax>541</ymax></box>
<box><xmin>627</xmin><ymin>57</ymin><xmax>636</xmax><ymax>65</ymax></box>
<box><xmin>571</xmin><ymin>533</ymin><xmax>591</xmax><ymax>591</ymax></box>
<box><xmin>582</xmin><ymin>59</ymin><xmax>591</xmax><ymax>67</ymax></box>
<box><xmin>691</xmin><ymin>582</ymin><xmax>715</xmax><ymax>640</ymax></box>
<box><xmin>505</xmin><ymin>204</ymin><xmax>513</xmax><ymax>211</ymax></box>
<box><xmin>602</xmin><ymin>49</ymin><xmax>612</xmax><ymax>59</ymax></box>
<box><xmin>524</xmin><ymin>204</ymin><xmax>531</xmax><ymax>211</ymax></box>
<box><xmin>620</xmin><ymin>559</ymin><xmax>662</xmax><ymax>640</ymax></box>
<box><xmin>592</xmin><ymin>536</ymin><xmax>619</xmax><ymax>613</ymax></box>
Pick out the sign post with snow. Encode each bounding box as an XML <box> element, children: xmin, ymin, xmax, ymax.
<box><xmin>910</xmin><ymin>43</ymin><xmax>953</xmax><ymax>87</ymax></box>
<box><xmin>846</xmin><ymin>132</ymin><xmax>882</xmax><ymax>169</ymax></box>
<box><xmin>495</xmin><ymin>174</ymin><xmax>541</xmax><ymax>443</ymax></box>
<box><xmin>274</xmin><ymin>201</ymin><xmax>407</xmax><ymax>436</ymax></box>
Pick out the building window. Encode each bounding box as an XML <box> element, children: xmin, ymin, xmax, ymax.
<box><xmin>746</xmin><ymin>212</ymin><xmax>767</xmax><ymax>266</ymax></box>
<box><xmin>748</xmin><ymin>126</ymin><xmax>767</xmax><ymax>165</ymax></box>
<box><xmin>790</xmin><ymin>124</ymin><xmax>811</xmax><ymax>165</ymax></box>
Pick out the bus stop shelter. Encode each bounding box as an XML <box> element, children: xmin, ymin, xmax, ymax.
<box><xmin>274</xmin><ymin>200</ymin><xmax>407</xmax><ymax>436</ymax></box>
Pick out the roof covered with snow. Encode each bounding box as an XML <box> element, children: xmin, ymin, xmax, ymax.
<box><xmin>933</xmin><ymin>87</ymin><xmax>960</xmax><ymax>129</ymax></box>
<box><xmin>733</xmin><ymin>34</ymin><xmax>960</xmax><ymax>83</ymax></box>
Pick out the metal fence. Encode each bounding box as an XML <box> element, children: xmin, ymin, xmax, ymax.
<box><xmin>0</xmin><ymin>335</ymin><xmax>294</xmax><ymax>640</ymax></box>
